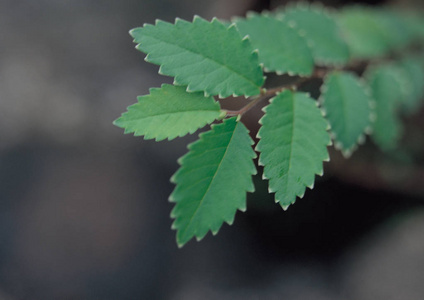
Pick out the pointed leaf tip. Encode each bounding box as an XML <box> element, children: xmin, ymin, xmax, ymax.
<box><xmin>321</xmin><ymin>71</ymin><xmax>373</xmax><ymax>154</ymax></box>
<box><xmin>131</xmin><ymin>18</ymin><xmax>264</xmax><ymax>97</ymax></box>
<box><xmin>170</xmin><ymin>117</ymin><xmax>257</xmax><ymax>246</ymax></box>
<box><xmin>282</xmin><ymin>5</ymin><xmax>350</xmax><ymax>65</ymax></box>
<box><xmin>367</xmin><ymin>64</ymin><xmax>405</xmax><ymax>150</ymax></box>
<box><xmin>256</xmin><ymin>90</ymin><xmax>330</xmax><ymax>207</ymax></box>
<box><xmin>115</xmin><ymin>84</ymin><xmax>222</xmax><ymax>141</ymax></box>
<box><xmin>235</xmin><ymin>14</ymin><xmax>314</xmax><ymax>75</ymax></box>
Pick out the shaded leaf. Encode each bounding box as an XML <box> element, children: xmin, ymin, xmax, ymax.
<box><xmin>366</xmin><ymin>65</ymin><xmax>406</xmax><ymax>150</ymax></box>
<box><xmin>399</xmin><ymin>57</ymin><xmax>424</xmax><ymax>114</ymax></box>
<box><xmin>320</xmin><ymin>71</ymin><xmax>373</xmax><ymax>155</ymax></box>
<box><xmin>235</xmin><ymin>13</ymin><xmax>314</xmax><ymax>76</ymax></box>
<box><xmin>170</xmin><ymin>117</ymin><xmax>257</xmax><ymax>247</ymax></box>
<box><xmin>398</xmin><ymin>11</ymin><xmax>424</xmax><ymax>42</ymax></box>
<box><xmin>256</xmin><ymin>90</ymin><xmax>331</xmax><ymax>209</ymax></box>
<box><xmin>113</xmin><ymin>84</ymin><xmax>224</xmax><ymax>141</ymax></box>
<box><xmin>338</xmin><ymin>6</ymin><xmax>391</xmax><ymax>59</ymax></box>
<box><xmin>374</xmin><ymin>9</ymin><xmax>414</xmax><ymax>48</ymax></box>
<box><xmin>281</xmin><ymin>3</ymin><xmax>350</xmax><ymax>66</ymax></box>
<box><xmin>131</xmin><ymin>16</ymin><xmax>264</xmax><ymax>98</ymax></box>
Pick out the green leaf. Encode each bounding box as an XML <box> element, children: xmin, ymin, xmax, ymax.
<box><xmin>374</xmin><ymin>9</ymin><xmax>413</xmax><ymax>49</ymax></box>
<box><xmin>320</xmin><ymin>71</ymin><xmax>373</xmax><ymax>156</ymax></box>
<box><xmin>399</xmin><ymin>57</ymin><xmax>424</xmax><ymax>114</ymax></box>
<box><xmin>170</xmin><ymin>117</ymin><xmax>257</xmax><ymax>247</ymax></box>
<box><xmin>113</xmin><ymin>84</ymin><xmax>225</xmax><ymax>141</ymax></box>
<box><xmin>338</xmin><ymin>6</ymin><xmax>391</xmax><ymax>59</ymax></box>
<box><xmin>130</xmin><ymin>16</ymin><xmax>264</xmax><ymax>98</ymax></box>
<box><xmin>256</xmin><ymin>90</ymin><xmax>331</xmax><ymax>209</ymax></box>
<box><xmin>234</xmin><ymin>13</ymin><xmax>314</xmax><ymax>76</ymax></box>
<box><xmin>397</xmin><ymin>11</ymin><xmax>424</xmax><ymax>42</ymax></box>
<box><xmin>366</xmin><ymin>65</ymin><xmax>406</xmax><ymax>150</ymax></box>
<box><xmin>281</xmin><ymin>3</ymin><xmax>350</xmax><ymax>66</ymax></box>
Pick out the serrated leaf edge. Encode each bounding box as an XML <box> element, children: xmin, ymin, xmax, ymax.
<box><xmin>280</xmin><ymin>2</ymin><xmax>350</xmax><ymax>67</ymax></box>
<box><xmin>169</xmin><ymin>118</ymin><xmax>257</xmax><ymax>247</ymax></box>
<box><xmin>131</xmin><ymin>16</ymin><xmax>264</xmax><ymax>98</ymax></box>
<box><xmin>234</xmin><ymin>12</ymin><xmax>314</xmax><ymax>76</ymax></box>
<box><xmin>113</xmin><ymin>84</ymin><xmax>225</xmax><ymax>141</ymax></box>
<box><xmin>319</xmin><ymin>71</ymin><xmax>374</xmax><ymax>157</ymax></box>
<box><xmin>256</xmin><ymin>91</ymin><xmax>331</xmax><ymax>210</ymax></box>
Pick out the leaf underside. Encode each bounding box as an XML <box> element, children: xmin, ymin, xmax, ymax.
<box><xmin>282</xmin><ymin>4</ymin><xmax>350</xmax><ymax>65</ymax></box>
<box><xmin>113</xmin><ymin>84</ymin><xmax>224</xmax><ymax>141</ymax></box>
<box><xmin>170</xmin><ymin>117</ymin><xmax>257</xmax><ymax>247</ymax></box>
<box><xmin>367</xmin><ymin>65</ymin><xmax>405</xmax><ymax>150</ymax></box>
<box><xmin>131</xmin><ymin>17</ymin><xmax>264</xmax><ymax>98</ymax></box>
<box><xmin>235</xmin><ymin>13</ymin><xmax>314</xmax><ymax>76</ymax></box>
<box><xmin>256</xmin><ymin>90</ymin><xmax>330</xmax><ymax>209</ymax></box>
<box><xmin>321</xmin><ymin>71</ymin><xmax>372</xmax><ymax>154</ymax></box>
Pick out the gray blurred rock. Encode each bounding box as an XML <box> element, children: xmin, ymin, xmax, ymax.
<box><xmin>341</xmin><ymin>209</ymin><xmax>424</xmax><ymax>300</ymax></box>
<box><xmin>172</xmin><ymin>262</ymin><xmax>339</xmax><ymax>300</ymax></box>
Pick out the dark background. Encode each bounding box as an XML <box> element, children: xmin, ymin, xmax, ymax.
<box><xmin>0</xmin><ymin>0</ymin><xmax>423</xmax><ymax>299</ymax></box>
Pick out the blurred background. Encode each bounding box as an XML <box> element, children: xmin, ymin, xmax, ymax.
<box><xmin>0</xmin><ymin>0</ymin><xmax>424</xmax><ymax>299</ymax></box>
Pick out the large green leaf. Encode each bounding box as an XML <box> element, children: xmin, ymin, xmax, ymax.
<box><xmin>256</xmin><ymin>90</ymin><xmax>331</xmax><ymax>209</ymax></box>
<box><xmin>338</xmin><ymin>6</ymin><xmax>391</xmax><ymax>59</ymax></box>
<box><xmin>170</xmin><ymin>117</ymin><xmax>257</xmax><ymax>247</ymax></box>
<box><xmin>130</xmin><ymin>16</ymin><xmax>264</xmax><ymax>98</ymax></box>
<box><xmin>234</xmin><ymin>13</ymin><xmax>314</xmax><ymax>76</ymax></box>
<box><xmin>367</xmin><ymin>65</ymin><xmax>406</xmax><ymax>150</ymax></box>
<box><xmin>281</xmin><ymin>3</ymin><xmax>350</xmax><ymax>66</ymax></box>
<box><xmin>320</xmin><ymin>71</ymin><xmax>373</xmax><ymax>155</ymax></box>
<box><xmin>113</xmin><ymin>84</ymin><xmax>225</xmax><ymax>141</ymax></box>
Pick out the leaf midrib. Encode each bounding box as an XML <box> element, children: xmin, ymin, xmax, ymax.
<box><xmin>124</xmin><ymin>108</ymin><xmax>220</xmax><ymax>121</ymax></box>
<box><xmin>180</xmin><ymin>122</ymin><xmax>238</xmax><ymax>238</ymax></box>
<box><xmin>143</xmin><ymin>31</ymin><xmax>261</xmax><ymax>91</ymax></box>
<box><xmin>284</xmin><ymin>94</ymin><xmax>296</xmax><ymax>203</ymax></box>
<box><xmin>333</xmin><ymin>75</ymin><xmax>350</xmax><ymax>146</ymax></box>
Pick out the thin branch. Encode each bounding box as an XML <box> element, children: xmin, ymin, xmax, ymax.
<box><xmin>224</xmin><ymin>68</ymin><xmax>329</xmax><ymax>117</ymax></box>
<box><xmin>225</xmin><ymin>94</ymin><xmax>264</xmax><ymax>117</ymax></box>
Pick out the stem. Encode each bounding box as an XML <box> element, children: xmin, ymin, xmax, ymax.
<box><xmin>224</xmin><ymin>68</ymin><xmax>328</xmax><ymax>117</ymax></box>
<box><xmin>225</xmin><ymin>94</ymin><xmax>264</xmax><ymax>117</ymax></box>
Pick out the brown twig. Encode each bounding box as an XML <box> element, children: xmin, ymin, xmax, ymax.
<box><xmin>224</xmin><ymin>67</ymin><xmax>329</xmax><ymax>117</ymax></box>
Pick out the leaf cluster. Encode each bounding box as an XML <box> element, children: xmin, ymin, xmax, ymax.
<box><xmin>114</xmin><ymin>2</ymin><xmax>424</xmax><ymax>246</ymax></box>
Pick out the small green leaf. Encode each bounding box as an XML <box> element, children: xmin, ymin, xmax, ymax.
<box><xmin>399</xmin><ymin>57</ymin><xmax>424</xmax><ymax>114</ymax></box>
<box><xmin>374</xmin><ymin>9</ymin><xmax>413</xmax><ymax>49</ymax></box>
<box><xmin>320</xmin><ymin>71</ymin><xmax>373</xmax><ymax>155</ymax></box>
<box><xmin>397</xmin><ymin>11</ymin><xmax>424</xmax><ymax>42</ymax></box>
<box><xmin>170</xmin><ymin>117</ymin><xmax>257</xmax><ymax>247</ymax></box>
<box><xmin>113</xmin><ymin>84</ymin><xmax>224</xmax><ymax>141</ymax></box>
<box><xmin>338</xmin><ymin>6</ymin><xmax>391</xmax><ymax>59</ymax></box>
<box><xmin>281</xmin><ymin>3</ymin><xmax>350</xmax><ymax>66</ymax></box>
<box><xmin>366</xmin><ymin>65</ymin><xmax>406</xmax><ymax>150</ymax></box>
<box><xmin>256</xmin><ymin>90</ymin><xmax>331</xmax><ymax>209</ymax></box>
<box><xmin>131</xmin><ymin>17</ymin><xmax>264</xmax><ymax>98</ymax></box>
<box><xmin>234</xmin><ymin>13</ymin><xmax>314</xmax><ymax>76</ymax></box>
